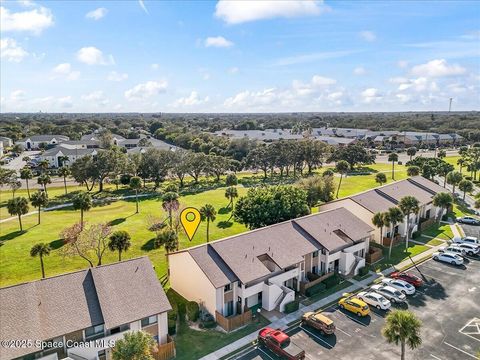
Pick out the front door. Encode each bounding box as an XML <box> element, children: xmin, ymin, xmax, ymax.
<box><xmin>334</xmin><ymin>259</ymin><xmax>339</xmax><ymax>272</ymax></box>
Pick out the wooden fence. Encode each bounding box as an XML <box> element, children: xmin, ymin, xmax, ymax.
<box><xmin>215</xmin><ymin>309</ymin><xmax>252</xmax><ymax>332</ymax></box>
<box><xmin>366</xmin><ymin>246</ymin><xmax>383</xmax><ymax>264</ymax></box>
<box><xmin>152</xmin><ymin>336</ymin><xmax>176</xmax><ymax>360</ymax></box>
<box><xmin>299</xmin><ymin>271</ymin><xmax>334</xmax><ymax>295</ymax></box>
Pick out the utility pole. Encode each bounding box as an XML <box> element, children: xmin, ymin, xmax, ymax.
<box><xmin>448</xmin><ymin>98</ymin><xmax>453</xmax><ymax>112</ymax></box>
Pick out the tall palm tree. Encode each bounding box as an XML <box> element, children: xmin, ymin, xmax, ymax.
<box><xmin>58</xmin><ymin>166</ymin><xmax>70</xmax><ymax>195</ymax></box>
<box><xmin>225</xmin><ymin>186</ymin><xmax>238</xmax><ymax>209</ymax></box>
<box><xmin>382</xmin><ymin>310</ymin><xmax>422</xmax><ymax>360</ymax></box>
<box><xmin>432</xmin><ymin>192</ymin><xmax>453</xmax><ymax>224</ymax></box>
<box><xmin>30</xmin><ymin>190</ymin><xmax>48</xmax><ymax>225</ymax></box>
<box><xmin>37</xmin><ymin>174</ymin><xmax>51</xmax><ymax>197</ymax></box>
<box><xmin>154</xmin><ymin>228</ymin><xmax>178</xmax><ymax>265</ymax></box>
<box><xmin>72</xmin><ymin>191</ymin><xmax>92</xmax><ymax>229</ymax></box>
<box><xmin>108</xmin><ymin>230</ymin><xmax>132</xmax><ymax>261</ymax></box>
<box><xmin>20</xmin><ymin>167</ymin><xmax>33</xmax><ymax>199</ymax></box>
<box><xmin>406</xmin><ymin>147</ymin><xmax>417</xmax><ymax>161</ymax></box>
<box><xmin>458</xmin><ymin>179</ymin><xmax>473</xmax><ymax>201</ymax></box>
<box><xmin>200</xmin><ymin>204</ymin><xmax>216</xmax><ymax>243</ymax></box>
<box><xmin>38</xmin><ymin>159</ymin><xmax>49</xmax><ymax>173</ymax></box>
<box><xmin>372</xmin><ymin>212</ymin><xmax>386</xmax><ymax>244</ymax></box>
<box><xmin>399</xmin><ymin>196</ymin><xmax>420</xmax><ymax>250</ymax></box>
<box><xmin>384</xmin><ymin>207</ymin><xmax>404</xmax><ymax>258</ymax></box>
<box><xmin>446</xmin><ymin>170</ymin><xmax>463</xmax><ymax>194</ymax></box>
<box><xmin>129</xmin><ymin>176</ymin><xmax>142</xmax><ymax>214</ymax></box>
<box><xmin>335</xmin><ymin>160</ymin><xmax>349</xmax><ymax>199</ymax></box>
<box><xmin>457</xmin><ymin>158</ymin><xmax>465</xmax><ymax>173</ymax></box>
<box><xmin>388</xmin><ymin>153</ymin><xmax>399</xmax><ymax>180</ymax></box>
<box><xmin>9</xmin><ymin>180</ymin><xmax>21</xmax><ymax>199</ymax></box>
<box><xmin>7</xmin><ymin>197</ymin><xmax>29</xmax><ymax>231</ymax></box>
<box><xmin>375</xmin><ymin>172</ymin><xmax>387</xmax><ymax>186</ymax></box>
<box><xmin>162</xmin><ymin>191</ymin><xmax>179</xmax><ymax>228</ymax></box>
<box><xmin>30</xmin><ymin>243</ymin><xmax>51</xmax><ymax>279</ymax></box>
<box><xmin>407</xmin><ymin>166</ymin><xmax>420</xmax><ymax>177</ymax></box>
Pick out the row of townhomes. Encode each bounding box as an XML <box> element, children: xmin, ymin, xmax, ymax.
<box><xmin>321</xmin><ymin>176</ymin><xmax>448</xmax><ymax>245</ymax></box>
<box><xmin>0</xmin><ymin>257</ymin><xmax>174</xmax><ymax>360</ymax></box>
<box><xmin>169</xmin><ymin>207</ymin><xmax>373</xmax><ymax>330</ymax></box>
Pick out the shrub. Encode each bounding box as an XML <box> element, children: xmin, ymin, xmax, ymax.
<box><xmin>358</xmin><ymin>266</ymin><xmax>370</xmax><ymax>277</ymax></box>
<box><xmin>165</xmin><ymin>183</ymin><xmax>179</xmax><ymax>193</ymax></box>
<box><xmin>305</xmin><ymin>282</ymin><xmax>327</xmax><ymax>297</ymax></box>
<box><xmin>168</xmin><ymin>311</ymin><xmax>177</xmax><ymax>335</ymax></box>
<box><xmin>186</xmin><ymin>301</ymin><xmax>200</xmax><ymax>322</ymax></box>
<box><xmin>412</xmin><ymin>231</ymin><xmax>420</xmax><ymax>239</ymax></box>
<box><xmin>323</xmin><ymin>274</ymin><xmax>341</xmax><ymax>289</ymax></box>
<box><xmin>200</xmin><ymin>319</ymin><xmax>217</xmax><ymax>329</ymax></box>
<box><xmin>398</xmin><ymin>161</ymin><xmax>403</xmax><ymax>165</ymax></box>
<box><xmin>120</xmin><ymin>173</ymin><xmax>131</xmax><ymax>185</ymax></box>
<box><xmin>284</xmin><ymin>300</ymin><xmax>299</xmax><ymax>314</ymax></box>
<box><xmin>465</xmin><ymin>176</ymin><xmax>473</xmax><ymax>181</ymax></box>
<box><xmin>177</xmin><ymin>302</ymin><xmax>186</xmax><ymax>322</ymax></box>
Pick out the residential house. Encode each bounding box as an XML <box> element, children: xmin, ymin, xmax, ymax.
<box><xmin>320</xmin><ymin>176</ymin><xmax>449</xmax><ymax>245</ymax></box>
<box><xmin>20</xmin><ymin>135</ymin><xmax>70</xmax><ymax>150</ymax></box>
<box><xmin>168</xmin><ymin>208</ymin><xmax>373</xmax><ymax>330</ymax></box>
<box><xmin>40</xmin><ymin>145</ymin><xmax>98</xmax><ymax>168</ymax></box>
<box><xmin>0</xmin><ymin>136</ymin><xmax>13</xmax><ymax>148</ymax></box>
<box><xmin>0</xmin><ymin>257</ymin><xmax>173</xmax><ymax>360</ymax></box>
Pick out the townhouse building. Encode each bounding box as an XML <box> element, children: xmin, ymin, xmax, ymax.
<box><xmin>20</xmin><ymin>135</ymin><xmax>70</xmax><ymax>150</ymax></box>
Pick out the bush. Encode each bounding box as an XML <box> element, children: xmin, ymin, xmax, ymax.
<box><xmin>120</xmin><ymin>173</ymin><xmax>131</xmax><ymax>185</ymax></box>
<box><xmin>186</xmin><ymin>301</ymin><xmax>200</xmax><ymax>322</ymax></box>
<box><xmin>398</xmin><ymin>161</ymin><xmax>403</xmax><ymax>165</ymax></box>
<box><xmin>412</xmin><ymin>231</ymin><xmax>420</xmax><ymax>239</ymax></box>
<box><xmin>323</xmin><ymin>274</ymin><xmax>341</xmax><ymax>289</ymax></box>
<box><xmin>168</xmin><ymin>311</ymin><xmax>177</xmax><ymax>335</ymax></box>
<box><xmin>177</xmin><ymin>302</ymin><xmax>186</xmax><ymax>322</ymax></box>
<box><xmin>358</xmin><ymin>266</ymin><xmax>370</xmax><ymax>276</ymax></box>
<box><xmin>305</xmin><ymin>282</ymin><xmax>327</xmax><ymax>297</ymax></box>
<box><xmin>465</xmin><ymin>176</ymin><xmax>473</xmax><ymax>180</ymax></box>
<box><xmin>284</xmin><ymin>300</ymin><xmax>299</xmax><ymax>314</ymax></box>
<box><xmin>200</xmin><ymin>319</ymin><xmax>217</xmax><ymax>329</ymax></box>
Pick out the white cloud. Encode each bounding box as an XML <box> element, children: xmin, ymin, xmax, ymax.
<box><xmin>124</xmin><ymin>80</ymin><xmax>168</xmax><ymax>100</ymax></box>
<box><xmin>229</xmin><ymin>67</ymin><xmax>239</xmax><ymax>74</ymax></box>
<box><xmin>215</xmin><ymin>0</ymin><xmax>327</xmax><ymax>24</ymax></box>
<box><xmin>0</xmin><ymin>5</ymin><xmax>54</xmax><ymax>34</ymax></box>
<box><xmin>107</xmin><ymin>71</ymin><xmax>128</xmax><ymax>81</ymax></box>
<box><xmin>274</xmin><ymin>50</ymin><xmax>360</xmax><ymax>66</ymax></box>
<box><xmin>151</xmin><ymin>63</ymin><xmax>160</xmax><ymax>70</ymax></box>
<box><xmin>0</xmin><ymin>37</ymin><xmax>28</xmax><ymax>62</ymax></box>
<box><xmin>353</xmin><ymin>66</ymin><xmax>366</xmax><ymax>75</ymax></box>
<box><xmin>361</xmin><ymin>88</ymin><xmax>382</xmax><ymax>103</ymax></box>
<box><xmin>86</xmin><ymin>8</ymin><xmax>107</xmax><ymax>20</ymax></box>
<box><xmin>81</xmin><ymin>91</ymin><xmax>108</xmax><ymax>106</ymax></box>
<box><xmin>204</xmin><ymin>36</ymin><xmax>234</xmax><ymax>48</ymax></box>
<box><xmin>10</xmin><ymin>90</ymin><xmax>26</xmax><ymax>101</ymax></box>
<box><xmin>359</xmin><ymin>30</ymin><xmax>376</xmax><ymax>42</ymax></box>
<box><xmin>76</xmin><ymin>46</ymin><xmax>114</xmax><ymax>65</ymax></box>
<box><xmin>138</xmin><ymin>0</ymin><xmax>149</xmax><ymax>14</ymax></box>
<box><xmin>224</xmin><ymin>88</ymin><xmax>278</xmax><ymax>108</ymax></box>
<box><xmin>52</xmin><ymin>63</ymin><xmax>80</xmax><ymax>80</ymax></box>
<box><xmin>171</xmin><ymin>91</ymin><xmax>209</xmax><ymax>107</ymax></box>
<box><xmin>396</xmin><ymin>77</ymin><xmax>438</xmax><ymax>92</ymax></box>
<box><xmin>411</xmin><ymin>59</ymin><xmax>466</xmax><ymax>77</ymax></box>
<box><xmin>58</xmin><ymin>96</ymin><xmax>73</xmax><ymax>108</ymax></box>
<box><xmin>397</xmin><ymin>60</ymin><xmax>408</xmax><ymax>68</ymax></box>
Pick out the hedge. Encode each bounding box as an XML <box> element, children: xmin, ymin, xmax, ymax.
<box><xmin>177</xmin><ymin>302</ymin><xmax>186</xmax><ymax>322</ymax></box>
<box><xmin>323</xmin><ymin>274</ymin><xmax>341</xmax><ymax>289</ymax></box>
<box><xmin>284</xmin><ymin>300</ymin><xmax>299</xmax><ymax>314</ymax></box>
<box><xmin>358</xmin><ymin>266</ymin><xmax>370</xmax><ymax>277</ymax></box>
<box><xmin>305</xmin><ymin>282</ymin><xmax>327</xmax><ymax>297</ymax></box>
<box><xmin>186</xmin><ymin>301</ymin><xmax>200</xmax><ymax>322</ymax></box>
<box><xmin>168</xmin><ymin>311</ymin><xmax>177</xmax><ymax>335</ymax></box>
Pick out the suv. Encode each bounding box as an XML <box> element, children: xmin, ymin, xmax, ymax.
<box><xmin>301</xmin><ymin>312</ymin><xmax>335</xmax><ymax>335</ymax></box>
<box><xmin>453</xmin><ymin>236</ymin><xmax>479</xmax><ymax>246</ymax></box>
<box><xmin>456</xmin><ymin>216</ymin><xmax>480</xmax><ymax>225</ymax></box>
<box><xmin>439</xmin><ymin>245</ymin><xmax>466</xmax><ymax>256</ymax></box>
<box><xmin>456</xmin><ymin>243</ymin><xmax>480</xmax><ymax>256</ymax></box>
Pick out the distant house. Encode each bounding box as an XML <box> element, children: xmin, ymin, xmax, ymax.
<box><xmin>0</xmin><ymin>257</ymin><xmax>173</xmax><ymax>360</ymax></box>
<box><xmin>20</xmin><ymin>135</ymin><xmax>70</xmax><ymax>150</ymax></box>
<box><xmin>61</xmin><ymin>140</ymin><xmax>100</xmax><ymax>149</ymax></box>
<box><xmin>0</xmin><ymin>136</ymin><xmax>13</xmax><ymax>148</ymax></box>
<box><xmin>169</xmin><ymin>208</ymin><xmax>373</xmax><ymax>331</ymax></box>
<box><xmin>0</xmin><ymin>142</ymin><xmax>3</xmax><ymax>157</ymax></box>
<box><xmin>320</xmin><ymin>176</ymin><xmax>449</xmax><ymax>245</ymax></box>
<box><xmin>40</xmin><ymin>145</ymin><xmax>97</xmax><ymax>168</ymax></box>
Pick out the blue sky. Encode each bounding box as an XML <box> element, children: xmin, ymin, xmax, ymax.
<box><xmin>1</xmin><ymin>0</ymin><xmax>479</xmax><ymax>112</ymax></box>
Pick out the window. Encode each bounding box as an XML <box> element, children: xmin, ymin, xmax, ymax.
<box><xmin>85</xmin><ymin>324</ymin><xmax>104</xmax><ymax>340</ymax></box>
<box><xmin>312</xmin><ymin>251</ymin><xmax>319</xmax><ymax>258</ymax></box>
<box><xmin>141</xmin><ymin>315</ymin><xmax>157</xmax><ymax>328</ymax></box>
<box><xmin>224</xmin><ymin>284</ymin><xmax>231</xmax><ymax>292</ymax></box>
<box><xmin>109</xmin><ymin>324</ymin><xmax>130</xmax><ymax>335</ymax></box>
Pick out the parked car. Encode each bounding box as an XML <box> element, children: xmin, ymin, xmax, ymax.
<box><xmin>301</xmin><ymin>312</ymin><xmax>335</xmax><ymax>335</ymax></box>
<box><xmin>439</xmin><ymin>245</ymin><xmax>466</xmax><ymax>256</ymax></box>
<box><xmin>258</xmin><ymin>328</ymin><xmax>305</xmax><ymax>360</ymax></box>
<box><xmin>390</xmin><ymin>271</ymin><xmax>423</xmax><ymax>287</ymax></box>
<box><xmin>456</xmin><ymin>243</ymin><xmax>480</xmax><ymax>256</ymax></box>
<box><xmin>381</xmin><ymin>278</ymin><xmax>416</xmax><ymax>295</ymax></box>
<box><xmin>453</xmin><ymin>236</ymin><xmax>479</xmax><ymax>246</ymax></box>
<box><xmin>432</xmin><ymin>251</ymin><xmax>464</xmax><ymax>266</ymax></box>
<box><xmin>338</xmin><ymin>295</ymin><xmax>370</xmax><ymax>316</ymax></box>
<box><xmin>357</xmin><ymin>291</ymin><xmax>391</xmax><ymax>310</ymax></box>
<box><xmin>456</xmin><ymin>216</ymin><xmax>480</xmax><ymax>225</ymax></box>
<box><xmin>371</xmin><ymin>284</ymin><xmax>406</xmax><ymax>303</ymax></box>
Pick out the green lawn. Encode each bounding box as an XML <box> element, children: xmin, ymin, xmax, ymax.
<box><xmin>414</xmin><ymin>236</ymin><xmax>445</xmax><ymax>246</ymax></box>
<box><xmin>421</xmin><ymin>223</ymin><xmax>454</xmax><ymax>240</ymax></box>
<box><xmin>371</xmin><ymin>243</ymin><xmax>430</xmax><ymax>272</ymax></box>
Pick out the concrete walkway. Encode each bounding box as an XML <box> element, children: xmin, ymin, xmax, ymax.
<box><xmin>200</xmin><ymin>272</ymin><xmax>379</xmax><ymax>360</ymax></box>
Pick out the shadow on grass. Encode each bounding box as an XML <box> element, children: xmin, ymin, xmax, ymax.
<box><xmin>346</xmin><ymin>166</ymin><xmax>379</xmax><ymax>175</ymax></box>
<box><xmin>0</xmin><ymin>230</ymin><xmax>26</xmax><ymax>242</ymax></box>
<box><xmin>49</xmin><ymin>238</ymin><xmax>65</xmax><ymax>250</ymax></box>
<box><xmin>218</xmin><ymin>206</ymin><xmax>231</xmax><ymax>215</ymax></box>
<box><xmin>108</xmin><ymin>218</ymin><xmax>126</xmax><ymax>226</ymax></box>
<box><xmin>217</xmin><ymin>221</ymin><xmax>233</xmax><ymax>229</ymax></box>
<box><xmin>141</xmin><ymin>238</ymin><xmax>157</xmax><ymax>251</ymax></box>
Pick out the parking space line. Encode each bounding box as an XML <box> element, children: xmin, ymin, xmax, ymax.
<box><xmin>299</xmin><ymin>326</ymin><xmax>333</xmax><ymax>349</ymax></box>
<box><xmin>257</xmin><ymin>347</ymin><xmax>276</xmax><ymax>360</ymax></box>
<box><xmin>443</xmin><ymin>342</ymin><xmax>477</xmax><ymax>359</ymax></box>
<box><xmin>335</xmin><ymin>326</ymin><xmax>352</xmax><ymax>337</ymax></box>
<box><xmin>430</xmin><ymin>354</ymin><xmax>442</xmax><ymax>360</ymax></box>
<box><xmin>342</xmin><ymin>313</ymin><xmax>368</xmax><ymax>326</ymax></box>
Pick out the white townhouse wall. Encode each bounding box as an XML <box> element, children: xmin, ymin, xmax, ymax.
<box><xmin>21</xmin><ymin>135</ymin><xmax>69</xmax><ymax>150</ymax></box>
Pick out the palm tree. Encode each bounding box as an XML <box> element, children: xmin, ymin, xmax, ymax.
<box><xmin>108</xmin><ymin>230</ymin><xmax>132</xmax><ymax>261</ymax></box>
<box><xmin>382</xmin><ymin>310</ymin><xmax>422</xmax><ymax>360</ymax></box>
<box><xmin>407</xmin><ymin>166</ymin><xmax>420</xmax><ymax>177</ymax></box>
<box><xmin>37</xmin><ymin>174</ymin><xmax>51</xmax><ymax>197</ymax></box>
<box><xmin>399</xmin><ymin>196</ymin><xmax>420</xmax><ymax>250</ymax></box>
<box><xmin>9</xmin><ymin>180</ymin><xmax>21</xmax><ymax>199</ymax></box>
<box><xmin>200</xmin><ymin>204</ymin><xmax>216</xmax><ymax>243</ymax></box>
<box><xmin>375</xmin><ymin>172</ymin><xmax>387</xmax><ymax>186</ymax></box>
<box><xmin>225</xmin><ymin>186</ymin><xmax>238</xmax><ymax>209</ymax></box>
<box><xmin>446</xmin><ymin>170</ymin><xmax>462</xmax><ymax>194</ymax></box>
<box><xmin>30</xmin><ymin>243</ymin><xmax>51</xmax><ymax>279</ymax></box>
<box><xmin>437</xmin><ymin>149</ymin><xmax>446</xmax><ymax>159</ymax></box>
<box><xmin>388</xmin><ymin>153</ymin><xmax>399</xmax><ymax>180</ymax></box>
<box><xmin>372</xmin><ymin>212</ymin><xmax>386</xmax><ymax>244</ymax></box>
<box><xmin>458</xmin><ymin>179</ymin><xmax>473</xmax><ymax>201</ymax></box>
<box><xmin>38</xmin><ymin>159</ymin><xmax>49</xmax><ymax>173</ymax></box>
<box><xmin>58</xmin><ymin>166</ymin><xmax>70</xmax><ymax>195</ymax></box>
<box><xmin>20</xmin><ymin>167</ymin><xmax>33</xmax><ymax>199</ymax></box>
<box><xmin>154</xmin><ymin>228</ymin><xmax>178</xmax><ymax>265</ymax></box>
<box><xmin>437</xmin><ymin>163</ymin><xmax>454</xmax><ymax>187</ymax></box>
<box><xmin>162</xmin><ymin>191</ymin><xmax>179</xmax><ymax>228</ymax></box>
<box><xmin>7</xmin><ymin>197</ymin><xmax>29</xmax><ymax>231</ymax></box>
<box><xmin>130</xmin><ymin>176</ymin><xmax>142</xmax><ymax>213</ymax></box>
<box><xmin>72</xmin><ymin>191</ymin><xmax>92</xmax><ymax>229</ymax></box>
<box><xmin>406</xmin><ymin>147</ymin><xmax>417</xmax><ymax>161</ymax></box>
<box><xmin>335</xmin><ymin>160</ymin><xmax>349</xmax><ymax>198</ymax></box>
<box><xmin>457</xmin><ymin>158</ymin><xmax>465</xmax><ymax>173</ymax></box>
<box><xmin>30</xmin><ymin>190</ymin><xmax>48</xmax><ymax>225</ymax></box>
<box><xmin>432</xmin><ymin>192</ymin><xmax>453</xmax><ymax>224</ymax></box>
<box><xmin>384</xmin><ymin>207</ymin><xmax>404</xmax><ymax>258</ymax></box>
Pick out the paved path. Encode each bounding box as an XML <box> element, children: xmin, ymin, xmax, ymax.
<box><xmin>200</xmin><ymin>272</ymin><xmax>379</xmax><ymax>360</ymax></box>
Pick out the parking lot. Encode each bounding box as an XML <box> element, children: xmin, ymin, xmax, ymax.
<box><xmin>235</xmin><ymin>254</ymin><xmax>480</xmax><ymax>360</ymax></box>
<box><xmin>461</xmin><ymin>223</ymin><xmax>480</xmax><ymax>240</ymax></box>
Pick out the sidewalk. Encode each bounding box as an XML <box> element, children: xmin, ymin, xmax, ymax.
<box><xmin>199</xmin><ymin>272</ymin><xmax>379</xmax><ymax>360</ymax></box>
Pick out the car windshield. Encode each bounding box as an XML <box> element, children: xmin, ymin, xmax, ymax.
<box><xmin>394</xmin><ymin>290</ymin><xmax>402</xmax><ymax>296</ymax></box>
<box><xmin>362</xmin><ymin>305</ymin><xmax>369</xmax><ymax>310</ymax></box>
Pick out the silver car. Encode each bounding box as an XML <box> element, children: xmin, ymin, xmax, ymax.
<box><xmin>371</xmin><ymin>284</ymin><xmax>406</xmax><ymax>303</ymax></box>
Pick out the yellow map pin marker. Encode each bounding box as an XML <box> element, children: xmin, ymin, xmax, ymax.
<box><xmin>180</xmin><ymin>207</ymin><xmax>201</xmax><ymax>241</ymax></box>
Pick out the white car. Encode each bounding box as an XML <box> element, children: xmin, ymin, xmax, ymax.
<box><xmin>439</xmin><ymin>245</ymin><xmax>466</xmax><ymax>256</ymax></box>
<box><xmin>357</xmin><ymin>291</ymin><xmax>391</xmax><ymax>310</ymax></box>
<box><xmin>381</xmin><ymin>278</ymin><xmax>416</xmax><ymax>295</ymax></box>
<box><xmin>432</xmin><ymin>251</ymin><xmax>464</xmax><ymax>266</ymax></box>
<box><xmin>371</xmin><ymin>284</ymin><xmax>406</xmax><ymax>303</ymax></box>
<box><xmin>453</xmin><ymin>236</ymin><xmax>479</xmax><ymax>246</ymax></box>
<box><xmin>456</xmin><ymin>243</ymin><xmax>480</xmax><ymax>256</ymax></box>
<box><xmin>456</xmin><ymin>216</ymin><xmax>480</xmax><ymax>225</ymax></box>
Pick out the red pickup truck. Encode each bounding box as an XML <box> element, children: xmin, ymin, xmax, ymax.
<box><xmin>258</xmin><ymin>327</ymin><xmax>305</xmax><ymax>360</ymax></box>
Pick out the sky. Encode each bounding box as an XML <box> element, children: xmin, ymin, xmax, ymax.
<box><xmin>0</xmin><ymin>0</ymin><xmax>479</xmax><ymax>113</ymax></box>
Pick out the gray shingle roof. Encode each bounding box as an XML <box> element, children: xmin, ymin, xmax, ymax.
<box><xmin>0</xmin><ymin>257</ymin><xmax>171</xmax><ymax>359</ymax></box>
<box><xmin>20</xmin><ymin>135</ymin><xmax>70</xmax><ymax>142</ymax></box>
<box><xmin>41</xmin><ymin>145</ymin><xmax>97</xmax><ymax>157</ymax></box>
